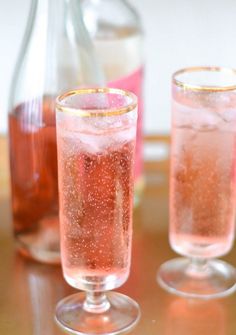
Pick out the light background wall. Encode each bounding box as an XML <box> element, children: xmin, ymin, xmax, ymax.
<box><xmin>1</xmin><ymin>0</ymin><xmax>236</xmax><ymax>134</ymax></box>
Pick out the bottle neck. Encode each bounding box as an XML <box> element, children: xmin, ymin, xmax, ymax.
<box><xmin>30</xmin><ymin>0</ymin><xmax>83</xmax><ymax>35</ymax></box>
<box><xmin>10</xmin><ymin>0</ymin><xmax>104</xmax><ymax>105</ymax></box>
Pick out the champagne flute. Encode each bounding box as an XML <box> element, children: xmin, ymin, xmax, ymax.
<box><xmin>158</xmin><ymin>67</ymin><xmax>236</xmax><ymax>299</ymax></box>
<box><xmin>55</xmin><ymin>88</ymin><xmax>140</xmax><ymax>334</ymax></box>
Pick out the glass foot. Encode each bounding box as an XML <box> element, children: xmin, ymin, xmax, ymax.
<box><xmin>16</xmin><ymin>216</ymin><xmax>61</xmax><ymax>264</ymax></box>
<box><xmin>55</xmin><ymin>292</ymin><xmax>141</xmax><ymax>335</ymax></box>
<box><xmin>157</xmin><ymin>257</ymin><xmax>236</xmax><ymax>299</ymax></box>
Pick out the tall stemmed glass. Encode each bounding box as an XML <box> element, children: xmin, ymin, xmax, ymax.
<box><xmin>55</xmin><ymin>88</ymin><xmax>140</xmax><ymax>334</ymax></box>
<box><xmin>158</xmin><ymin>67</ymin><xmax>236</xmax><ymax>299</ymax></box>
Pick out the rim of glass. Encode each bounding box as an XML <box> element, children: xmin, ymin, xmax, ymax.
<box><xmin>56</xmin><ymin>88</ymin><xmax>137</xmax><ymax>117</ymax></box>
<box><xmin>173</xmin><ymin>66</ymin><xmax>236</xmax><ymax>92</ymax></box>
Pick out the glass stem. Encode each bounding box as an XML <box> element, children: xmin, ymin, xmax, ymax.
<box><xmin>188</xmin><ymin>258</ymin><xmax>209</xmax><ymax>276</ymax></box>
<box><xmin>83</xmin><ymin>291</ymin><xmax>111</xmax><ymax>314</ymax></box>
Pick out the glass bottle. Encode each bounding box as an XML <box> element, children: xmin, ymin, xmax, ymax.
<box><xmin>82</xmin><ymin>0</ymin><xmax>145</xmax><ymax>205</ymax></box>
<box><xmin>8</xmin><ymin>0</ymin><xmax>103</xmax><ymax>264</ymax></box>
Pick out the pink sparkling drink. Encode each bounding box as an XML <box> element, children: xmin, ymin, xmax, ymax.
<box><xmin>158</xmin><ymin>67</ymin><xmax>236</xmax><ymax>300</ymax></box>
<box><xmin>170</xmin><ymin>74</ymin><xmax>236</xmax><ymax>259</ymax></box>
<box><xmin>56</xmin><ymin>89</ymin><xmax>137</xmax><ymax>291</ymax></box>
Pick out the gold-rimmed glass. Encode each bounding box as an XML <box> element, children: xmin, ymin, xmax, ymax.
<box><xmin>158</xmin><ymin>66</ymin><xmax>236</xmax><ymax>299</ymax></box>
<box><xmin>55</xmin><ymin>88</ymin><xmax>140</xmax><ymax>334</ymax></box>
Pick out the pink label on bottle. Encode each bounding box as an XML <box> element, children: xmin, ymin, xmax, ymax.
<box><xmin>109</xmin><ymin>67</ymin><xmax>144</xmax><ymax>181</ymax></box>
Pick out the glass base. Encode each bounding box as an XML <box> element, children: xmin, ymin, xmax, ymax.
<box><xmin>55</xmin><ymin>292</ymin><xmax>141</xmax><ymax>335</ymax></box>
<box><xmin>17</xmin><ymin>242</ymin><xmax>60</xmax><ymax>264</ymax></box>
<box><xmin>157</xmin><ymin>257</ymin><xmax>236</xmax><ymax>299</ymax></box>
<box><xmin>16</xmin><ymin>216</ymin><xmax>60</xmax><ymax>264</ymax></box>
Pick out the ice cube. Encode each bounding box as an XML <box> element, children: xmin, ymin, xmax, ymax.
<box><xmin>174</xmin><ymin>101</ymin><xmax>221</xmax><ymax>131</ymax></box>
<box><xmin>77</xmin><ymin>132</ymin><xmax>103</xmax><ymax>154</ymax></box>
<box><xmin>192</xmin><ymin>108</ymin><xmax>221</xmax><ymax>131</ymax></box>
<box><xmin>218</xmin><ymin>108</ymin><xmax>236</xmax><ymax>123</ymax></box>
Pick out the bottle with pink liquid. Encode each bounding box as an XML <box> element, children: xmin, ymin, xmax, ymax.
<box><xmin>82</xmin><ymin>0</ymin><xmax>145</xmax><ymax>204</ymax></box>
<box><xmin>8</xmin><ymin>0</ymin><xmax>103</xmax><ymax>264</ymax></box>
